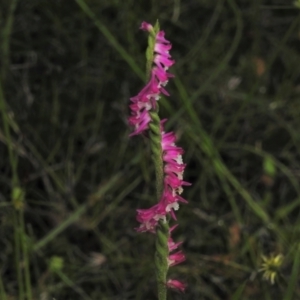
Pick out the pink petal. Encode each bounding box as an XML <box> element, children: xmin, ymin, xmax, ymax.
<box><xmin>168</xmin><ymin>251</ymin><xmax>186</xmax><ymax>267</ymax></box>
<box><xmin>167</xmin><ymin>279</ymin><xmax>186</xmax><ymax>292</ymax></box>
<box><xmin>156</xmin><ymin>31</ymin><xmax>170</xmax><ymax>44</ymax></box>
<box><xmin>168</xmin><ymin>237</ymin><xmax>183</xmax><ymax>252</ymax></box>
<box><xmin>154</xmin><ymin>54</ymin><xmax>175</xmax><ymax>69</ymax></box>
<box><xmin>140</xmin><ymin>22</ymin><xmax>153</xmax><ymax>32</ymax></box>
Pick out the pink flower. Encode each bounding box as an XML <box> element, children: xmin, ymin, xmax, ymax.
<box><xmin>128</xmin><ymin>23</ymin><xmax>175</xmax><ymax>136</ymax></box>
<box><xmin>168</xmin><ymin>238</ymin><xmax>182</xmax><ymax>252</ymax></box>
<box><xmin>167</xmin><ymin>226</ymin><xmax>187</xmax><ymax>291</ymax></box>
<box><xmin>156</xmin><ymin>31</ymin><xmax>170</xmax><ymax>44</ymax></box>
<box><xmin>153</xmin><ymin>66</ymin><xmax>173</xmax><ymax>86</ymax></box>
<box><xmin>128</xmin><ymin>71</ymin><xmax>162</xmax><ymax>135</ymax></box>
<box><xmin>154</xmin><ymin>54</ymin><xmax>174</xmax><ymax>70</ymax></box>
<box><xmin>131</xmin><ymin>71</ymin><xmax>161</xmax><ymax>103</ymax></box>
<box><xmin>136</xmin><ymin>202</ymin><xmax>167</xmax><ymax>233</ymax></box>
<box><xmin>164</xmin><ymin>174</ymin><xmax>191</xmax><ymax>195</ymax></box>
<box><xmin>135</xmin><ymin>120</ymin><xmax>190</xmax><ymax>231</ymax></box>
<box><xmin>155</xmin><ymin>40</ymin><xmax>172</xmax><ymax>55</ymax></box>
<box><xmin>167</xmin><ymin>279</ymin><xmax>186</xmax><ymax>292</ymax></box>
<box><xmin>140</xmin><ymin>22</ymin><xmax>153</xmax><ymax>32</ymax></box>
<box><xmin>128</xmin><ymin>109</ymin><xmax>151</xmax><ymax>136</ymax></box>
<box><xmin>168</xmin><ymin>251</ymin><xmax>186</xmax><ymax>267</ymax></box>
<box><xmin>161</xmin><ymin>122</ymin><xmax>191</xmax><ymax>206</ymax></box>
<box><xmin>168</xmin><ymin>225</ymin><xmax>183</xmax><ymax>251</ymax></box>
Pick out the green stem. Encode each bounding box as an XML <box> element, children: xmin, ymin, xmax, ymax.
<box><xmin>149</xmin><ymin>110</ymin><xmax>164</xmax><ymax>201</ymax></box>
<box><xmin>1</xmin><ymin>0</ymin><xmax>18</xmax><ymax>80</ymax></box>
<box><xmin>13</xmin><ymin>210</ymin><xmax>24</xmax><ymax>300</ymax></box>
<box><xmin>20</xmin><ymin>210</ymin><xmax>32</xmax><ymax>300</ymax></box>
<box><xmin>145</xmin><ymin>21</ymin><xmax>170</xmax><ymax>300</ymax></box>
<box><xmin>0</xmin><ymin>78</ymin><xmax>18</xmax><ymax>188</ymax></box>
<box><xmin>146</xmin><ymin>33</ymin><xmax>155</xmax><ymax>81</ymax></box>
<box><xmin>155</xmin><ymin>221</ymin><xmax>169</xmax><ymax>300</ymax></box>
<box><xmin>149</xmin><ymin>109</ymin><xmax>169</xmax><ymax>300</ymax></box>
<box><xmin>0</xmin><ymin>275</ymin><xmax>7</xmax><ymax>300</ymax></box>
<box><xmin>149</xmin><ymin>101</ymin><xmax>169</xmax><ymax>300</ymax></box>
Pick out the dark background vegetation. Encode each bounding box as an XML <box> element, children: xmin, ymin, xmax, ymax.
<box><xmin>1</xmin><ymin>0</ymin><xmax>300</xmax><ymax>299</ymax></box>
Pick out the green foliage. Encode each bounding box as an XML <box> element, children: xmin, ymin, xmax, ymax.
<box><xmin>263</xmin><ymin>156</ymin><xmax>276</xmax><ymax>178</ymax></box>
<box><xmin>49</xmin><ymin>256</ymin><xmax>64</xmax><ymax>273</ymax></box>
<box><xmin>1</xmin><ymin>0</ymin><xmax>300</xmax><ymax>299</ymax></box>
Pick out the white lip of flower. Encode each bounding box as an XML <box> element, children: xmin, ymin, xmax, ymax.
<box><xmin>154</xmin><ymin>214</ymin><xmax>166</xmax><ymax>222</ymax></box>
<box><xmin>146</xmin><ymin>93</ymin><xmax>159</xmax><ymax>100</ymax></box>
<box><xmin>166</xmin><ymin>202</ymin><xmax>179</xmax><ymax>212</ymax></box>
<box><xmin>177</xmin><ymin>173</ymin><xmax>183</xmax><ymax>180</ymax></box>
<box><xmin>177</xmin><ymin>187</ymin><xmax>183</xmax><ymax>195</ymax></box>
<box><xmin>144</xmin><ymin>222</ymin><xmax>152</xmax><ymax>230</ymax></box>
<box><xmin>176</xmin><ymin>155</ymin><xmax>183</xmax><ymax>164</ymax></box>
<box><xmin>145</xmin><ymin>103</ymin><xmax>152</xmax><ymax>110</ymax></box>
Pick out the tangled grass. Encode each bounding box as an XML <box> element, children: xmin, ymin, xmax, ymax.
<box><xmin>1</xmin><ymin>0</ymin><xmax>300</xmax><ymax>299</ymax></box>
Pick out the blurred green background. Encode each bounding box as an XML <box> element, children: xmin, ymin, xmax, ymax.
<box><xmin>1</xmin><ymin>0</ymin><xmax>300</xmax><ymax>299</ymax></box>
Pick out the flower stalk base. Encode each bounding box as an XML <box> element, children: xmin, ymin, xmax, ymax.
<box><xmin>155</xmin><ymin>220</ymin><xmax>169</xmax><ymax>300</ymax></box>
